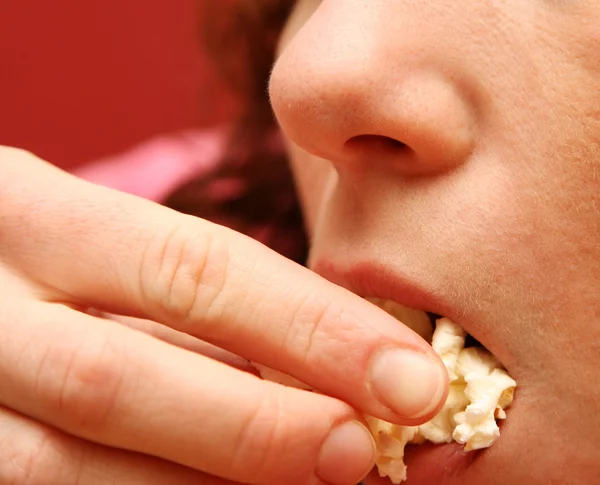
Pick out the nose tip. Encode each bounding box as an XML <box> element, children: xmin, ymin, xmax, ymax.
<box><xmin>270</xmin><ymin>43</ymin><xmax>476</xmax><ymax>177</ymax></box>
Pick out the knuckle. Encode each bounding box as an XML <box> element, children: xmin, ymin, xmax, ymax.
<box><xmin>0</xmin><ymin>146</ymin><xmax>34</xmax><ymax>164</ymax></box>
<box><xmin>0</xmin><ymin>147</ymin><xmax>45</xmax><ymax>184</ymax></box>
<box><xmin>38</xmin><ymin>332</ymin><xmax>126</xmax><ymax>434</ymax></box>
<box><xmin>0</xmin><ymin>148</ymin><xmax>37</xmax><ymax>208</ymax></box>
<box><xmin>232</xmin><ymin>386</ymin><xmax>327</xmax><ymax>483</ymax></box>
<box><xmin>0</xmin><ymin>147</ymin><xmax>64</xmax><ymax>229</ymax></box>
<box><xmin>231</xmin><ymin>386</ymin><xmax>286</xmax><ymax>482</ymax></box>
<box><xmin>284</xmin><ymin>291</ymin><xmax>341</xmax><ymax>365</ymax></box>
<box><xmin>140</xmin><ymin>219</ymin><xmax>231</xmax><ymax>326</ymax></box>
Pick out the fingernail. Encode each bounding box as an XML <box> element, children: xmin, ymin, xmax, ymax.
<box><xmin>369</xmin><ymin>348</ymin><xmax>447</xmax><ymax>419</ymax></box>
<box><xmin>316</xmin><ymin>421</ymin><xmax>375</xmax><ymax>485</ymax></box>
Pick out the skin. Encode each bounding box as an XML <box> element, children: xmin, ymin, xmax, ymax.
<box><xmin>270</xmin><ymin>0</ymin><xmax>600</xmax><ymax>484</ymax></box>
<box><xmin>0</xmin><ymin>147</ymin><xmax>449</xmax><ymax>485</ymax></box>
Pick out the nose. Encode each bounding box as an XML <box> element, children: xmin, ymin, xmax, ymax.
<box><xmin>269</xmin><ymin>2</ymin><xmax>477</xmax><ymax>176</ymax></box>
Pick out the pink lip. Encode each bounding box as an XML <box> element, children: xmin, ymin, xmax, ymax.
<box><xmin>311</xmin><ymin>258</ymin><xmax>455</xmax><ymax>319</ymax></box>
<box><xmin>363</xmin><ymin>442</ymin><xmax>479</xmax><ymax>485</ymax></box>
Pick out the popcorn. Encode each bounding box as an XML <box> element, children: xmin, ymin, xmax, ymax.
<box><xmin>366</xmin><ymin>298</ymin><xmax>434</xmax><ymax>342</ymax></box>
<box><xmin>455</xmin><ymin>347</ymin><xmax>500</xmax><ymax>378</ymax></box>
<box><xmin>366</xmin><ymin>311</ymin><xmax>517</xmax><ymax>484</ymax></box>
<box><xmin>452</xmin><ymin>368</ymin><xmax>516</xmax><ymax>450</ymax></box>
<box><xmin>253</xmin><ymin>301</ymin><xmax>517</xmax><ymax>485</ymax></box>
<box><xmin>431</xmin><ymin>317</ymin><xmax>466</xmax><ymax>381</ymax></box>
<box><xmin>365</xmin><ymin>416</ymin><xmax>421</xmax><ymax>482</ymax></box>
<box><xmin>417</xmin><ymin>383</ymin><xmax>469</xmax><ymax>443</ymax></box>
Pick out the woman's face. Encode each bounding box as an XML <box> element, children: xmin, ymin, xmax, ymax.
<box><xmin>269</xmin><ymin>1</ymin><xmax>600</xmax><ymax>484</ymax></box>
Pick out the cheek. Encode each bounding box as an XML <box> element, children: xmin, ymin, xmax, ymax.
<box><xmin>287</xmin><ymin>142</ymin><xmax>336</xmax><ymax>238</ymax></box>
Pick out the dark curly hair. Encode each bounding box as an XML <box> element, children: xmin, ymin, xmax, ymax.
<box><xmin>163</xmin><ymin>0</ymin><xmax>308</xmax><ymax>264</ymax></box>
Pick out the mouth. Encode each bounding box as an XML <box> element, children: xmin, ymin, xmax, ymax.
<box><xmin>311</xmin><ymin>260</ymin><xmax>516</xmax><ymax>484</ymax></box>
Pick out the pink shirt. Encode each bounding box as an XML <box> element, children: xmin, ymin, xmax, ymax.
<box><xmin>73</xmin><ymin>126</ymin><xmax>308</xmax><ymax>264</ymax></box>
<box><xmin>74</xmin><ymin>128</ymin><xmax>227</xmax><ymax>201</ymax></box>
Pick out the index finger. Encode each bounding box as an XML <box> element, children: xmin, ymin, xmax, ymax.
<box><xmin>1</xmin><ymin>148</ymin><xmax>448</xmax><ymax>423</ymax></box>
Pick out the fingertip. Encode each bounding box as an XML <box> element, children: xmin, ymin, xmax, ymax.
<box><xmin>369</xmin><ymin>348</ymin><xmax>448</xmax><ymax>422</ymax></box>
<box><xmin>316</xmin><ymin>420</ymin><xmax>376</xmax><ymax>485</ymax></box>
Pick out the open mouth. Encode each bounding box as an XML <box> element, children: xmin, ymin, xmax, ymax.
<box><xmin>255</xmin><ymin>295</ymin><xmax>517</xmax><ymax>484</ymax></box>
<box><xmin>365</xmin><ymin>298</ymin><xmax>516</xmax><ymax>484</ymax></box>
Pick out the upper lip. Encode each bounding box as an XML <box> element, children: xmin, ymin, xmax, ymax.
<box><xmin>310</xmin><ymin>256</ymin><xmax>511</xmax><ymax>370</ymax></box>
<box><xmin>311</xmin><ymin>257</ymin><xmax>460</xmax><ymax>327</ymax></box>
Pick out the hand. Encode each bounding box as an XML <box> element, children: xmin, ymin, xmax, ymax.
<box><xmin>0</xmin><ymin>147</ymin><xmax>448</xmax><ymax>485</ymax></box>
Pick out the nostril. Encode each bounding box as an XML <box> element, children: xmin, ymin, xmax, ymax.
<box><xmin>345</xmin><ymin>134</ymin><xmax>411</xmax><ymax>157</ymax></box>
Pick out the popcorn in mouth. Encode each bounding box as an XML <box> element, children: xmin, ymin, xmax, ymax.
<box><xmin>253</xmin><ymin>298</ymin><xmax>517</xmax><ymax>485</ymax></box>
<box><xmin>366</xmin><ymin>298</ymin><xmax>517</xmax><ymax>484</ymax></box>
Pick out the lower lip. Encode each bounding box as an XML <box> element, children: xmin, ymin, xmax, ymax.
<box><xmin>363</xmin><ymin>442</ymin><xmax>478</xmax><ymax>485</ymax></box>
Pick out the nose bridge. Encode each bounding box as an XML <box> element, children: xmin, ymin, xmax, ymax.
<box><xmin>270</xmin><ymin>0</ymin><xmax>476</xmax><ymax>174</ymax></box>
<box><xmin>272</xmin><ymin>1</ymin><xmax>398</xmax><ymax>150</ymax></box>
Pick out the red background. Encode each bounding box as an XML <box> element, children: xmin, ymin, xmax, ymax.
<box><xmin>0</xmin><ymin>0</ymin><xmax>232</xmax><ymax>169</ymax></box>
